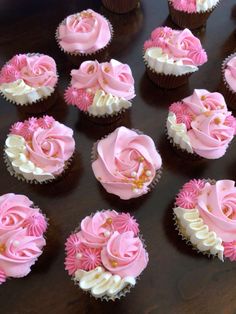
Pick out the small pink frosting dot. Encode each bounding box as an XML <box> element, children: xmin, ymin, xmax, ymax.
<box><xmin>0</xmin><ymin>269</ymin><xmax>6</xmax><ymax>285</ymax></box>
<box><xmin>113</xmin><ymin>213</ymin><xmax>140</xmax><ymax>236</ymax></box>
<box><xmin>64</xmin><ymin>87</ymin><xmax>93</xmax><ymax>111</ymax></box>
<box><xmin>223</xmin><ymin>241</ymin><xmax>236</xmax><ymax>261</ymax></box>
<box><xmin>176</xmin><ymin>190</ymin><xmax>197</xmax><ymax>209</ymax></box>
<box><xmin>80</xmin><ymin>247</ymin><xmax>102</xmax><ymax>271</ymax></box>
<box><xmin>23</xmin><ymin>213</ymin><xmax>47</xmax><ymax>237</ymax></box>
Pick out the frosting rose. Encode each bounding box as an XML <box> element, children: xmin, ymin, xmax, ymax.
<box><xmin>21</xmin><ymin>55</ymin><xmax>57</xmax><ymax>88</ymax></box>
<box><xmin>197</xmin><ymin>180</ymin><xmax>236</xmax><ymax>242</ymax></box>
<box><xmin>92</xmin><ymin>127</ymin><xmax>162</xmax><ymax>200</ymax></box>
<box><xmin>188</xmin><ymin>112</ymin><xmax>234</xmax><ymax>159</ymax></box>
<box><xmin>101</xmin><ymin>231</ymin><xmax>148</xmax><ymax>277</ymax></box>
<box><xmin>58</xmin><ymin>9</ymin><xmax>112</xmax><ymax>53</ymax></box>
<box><xmin>71</xmin><ymin>60</ymin><xmax>100</xmax><ymax>90</ymax></box>
<box><xmin>224</xmin><ymin>55</ymin><xmax>236</xmax><ymax>92</ymax></box>
<box><xmin>0</xmin><ymin>228</ymin><xmax>45</xmax><ymax>278</ymax></box>
<box><xmin>26</xmin><ymin>121</ymin><xmax>75</xmax><ymax>175</ymax></box>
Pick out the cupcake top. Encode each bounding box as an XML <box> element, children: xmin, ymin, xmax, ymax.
<box><xmin>65</xmin><ymin>210</ymin><xmax>148</xmax><ymax>300</ymax></box>
<box><xmin>174</xmin><ymin>179</ymin><xmax>236</xmax><ymax>261</ymax></box>
<box><xmin>0</xmin><ymin>193</ymin><xmax>47</xmax><ymax>284</ymax></box>
<box><xmin>0</xmin><ymin>54</ymin><xmax>58</xmax><ymax>105</ymax></box>
<box><xmin>57</xmin><ymin>9</ymin><xmax>112</xmax><ymax>55</ymax></box>
<box><xmin>5</xmin><ymin>116</ymin><xmax>75</xmax><ymax>183</ymax></box>
<box><xmin>92</xmin><ymin>126</ymin><xmax>162</xmax><ymax>200</ymax></box>
<box><xmin>167</xmin><ymin>89</ymin><xmax>236</xmax><ymax>159</ymax></box>
<box><xmin>224</xmin><ymin>54</ymin><xmax>236</xmax><ymax>93</ymax></box>
<box><xmin>64</xmin><ymin>59</ymin><xmax>135</xmax><ymax>117</ymax></box>
<box><xmin>169</xmin><ymin>0</ymin><xmax>219</xmax><ymax>13</ymax></box>
<box><xmin>144</xmin><ymin>27</ymin><xmax>207</xmax><ymax>76</ymax></box>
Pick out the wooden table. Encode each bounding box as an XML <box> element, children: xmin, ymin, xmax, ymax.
<box><xmin>0</xmin><ymin>1</ymin><xmax>236</xmax><ymax>313</ymax></box>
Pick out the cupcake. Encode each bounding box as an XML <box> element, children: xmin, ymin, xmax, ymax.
<box><xmin>219</xmin><ymin>53</ymin><xmax>236</xmax><ymax>110</ymax></box>
<box><xmin>0</xmin><ymin>54</ymin><xmax>58</xmax><ymax>113</ymax></box>
<box><xmin>91</xmin><ymin>126</ymin><xmax>162</xmax><ymax>200</ymax></box>
<box><xmin>64</xmin><ymin>59</ymin><xmax>135</xmax><ymax>124</ymax></box>
<box><xmin>4</xmin><ymin>116</ymin><xmax>75</xmax><ymax>184</ymax></box>
<box><xmin>56</xmin><ymin>9</ymin><xmax>113</xmax><ymax>62</ymax></box>
<box><xmin>101</xmin><ymin>0</ymin><xmax>140</xmax><ymax>14</ymax></box>
<box><xmin>143</xmin><ymin>27</ymin><xmax>207</xmax><ymax>89</ymax></box>
<box><xmin>168</xmin><ymin>0</ymin><xmax>220</xmax><ymax>29</ymax></box>
<box><xmin>65</xmin><ymin>210</ymin><xmax>148</xmax><ymax>300</ymax></box>
<box><xmin>166</xmin><ymin>89</ymin><xmax>236</xmax><ymax>159</ymax></box>
<box><xmin>174</xmin><ymin>179</ymin><xmax>236</xmax><ymax>261</ymax></box>
<box><xmin>0</xmin><ymin>193</ymin><xmax>47</xmax><ymax>284</ymax></box>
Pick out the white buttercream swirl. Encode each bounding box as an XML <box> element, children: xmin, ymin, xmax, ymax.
<box><xmin>5</xmin><ymin>134</ymin><xmax>54</xmax><ymax>183</ymax></box>
<box><xmin>166</xmin><ymin>112</ymin><xmax>193</xmax><ymax>153</ymax></box>
<box><xmin>74</xmin><ymin>266</ymin><xmax>136</xmax><ymax>299</ymax></box>
<box><xmin>174</xmin><ymin>206</ymin><xmax>224</xmax><ymax>261</ymax></box>
<box><xmin>87</xmin><ymin>89</ymin><xmax>131</xmax><ymax>116</ymax></box>
<box><xmin>196</xmin><ymin>0</ymin><xmax>219</xmax><ymax>13</ymax></box>
<box><xmin>0</xmin><ymin>79</ymin><xmax>54</xmax><ymax>105</ymax></box>
<box><xmin>144</xmin><ymin>47</ymin><xmax>198</xmax><ymax>76</ymax></box>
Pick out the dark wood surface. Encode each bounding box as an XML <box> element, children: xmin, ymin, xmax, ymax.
<box><xmin>0</xmin><ymin>1</ymin><xmax>236</xmax><ymax>313</ymax></box>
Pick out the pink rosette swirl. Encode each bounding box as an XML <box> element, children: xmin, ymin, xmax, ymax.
<box><xmin>58</xmin><ymin>9</ymin><xmax>112</xmax><ymax>53</ymax></box>
<box><xmin>98</xmin><ymin>59</ymin><xmax>135</xmax><ymax>100</ymax></box>
<box><xmin>224</xmin><ymin>56</ymin><xmax>236</xmax><ymax>92</ymax></box>
<box><xmin>101</xmin><ymin>231</ymin><xmax>148</xmax><ymax>277</ymax></box>
<box><xmin>183</xmin><ymin>89</ymin><xmax>227</xmax><ymax>115</ymax></box>
<box><xmin>26</xmin><ymin>121</ymin><xmax>75</xmax><ymax>175</ymax></box>
<box><xmin>21</xmin><ymin>55</ymin><xmax>58</xmax><ymax>88</ymax></box>
<box><xmin>171</xmin><ymin>0</ymin><xmax>197</xmax><ymax>13</ymax></box>
<box><xmin>0</xmin><ymin>228</ymin><xmax>45</xmax><ymax>278</ymax></box>
<box><xmin>70</xmin><ymin>60</ymin><xmax>100</xmax><ymax>90</ymax></box>
<box><xmin>196</xmin><ymin>180</ymin><xmax>236</xmax><ymax>242</ymax></box>
<box><xmin>188</xmin><ymin>112</ymin><xmax>234</xmax><ymax>159</ymax></box>
<box><xmin>92</xmin><ymin>127</ymin><xmax>162</xmax><ymax>200</ymax></box>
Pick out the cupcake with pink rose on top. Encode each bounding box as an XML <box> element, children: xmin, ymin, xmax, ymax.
<box><xmin>168</xmin><ymin>0</ymin><xmax>220</xmax><ymax>30</ymax></box>
<box><xmin>4</xmin><ymin>116</ymin><xmax>75</xmax><ymax>184</ymax></box>
<box><xmin>143</xmin><ymin>27</ymin><xmax>207</xmax><ymax>88</ymax></box>
<box><xmin>173</xmin><ymin>179</ymin><xmax>236</xmax><ymax>261</ymax></box>
<box><xmin>166</xmin><ymin>89</ymin><xmax>236</xmax><ymax>159</ymax></box>
<box><xmin>0</xmin><ymin>193</ymin><xmax>47</xmax><ymax>285</ymax></box>
<box><xmin>65</xmin><ymin>210</ymin><xmax>148</xmax><ymax>300</ymax></box>
<box><xmin>64</xmin><ymin>59</ymin><xmax>135</xmax><ymax>124</ymax></box>
<box><xmin>0</xmin><ymin>53</ymin><xmax>58</xmax><ymax>113</ymax></box>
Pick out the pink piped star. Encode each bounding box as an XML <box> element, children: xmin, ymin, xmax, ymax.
<box><xmin>0</xmin><ymin>64</ymin><xmax>20</xmax><ymax>84</ymax></box>
<box><xmin>10</xmin><ymin>122</ymin><xmax>25</xmax><ymax>137</ymax></box>
<box><xmin>80</xmin><ymin>247</ymin><xmax>102</xmax><ymax>271</ymax></box>
<box><xmin>64</xmin><ymin>87</ymin><xmax>93</xmax><ymax>111</ymax></box>
<box><xmin>176</xmin><ymin>190</ymin><xmax>197</xmax><ymax>209</ymax></box>
<box><xmin>182</xmin><ymin>179</ymin><xmax>206</xmax><ymax>195</ymax></box>
<box><xmin>38</xmin><ymin>115</ymin><xmax>55</xmax><ymax>129</ymax></box>
<box><xmin>223</xmin><ymin>241</ymin><xmax>236</xmax><ymax>261</ymax></box>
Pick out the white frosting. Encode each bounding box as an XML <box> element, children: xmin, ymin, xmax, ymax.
<box><xmin>87</xmin><ymin>89</ymin><xmax>131</xmax><ymax>117</ymax></box>
<box><xmin>74</xmin><ymin>267</ymin><xmax>136</xmax><ymax>299</ymax></box>
<box><xmin>144</xmin><ymin>47</ymin><xmax>198</xmax><ymax>76</ymax></box>
<box><xmin>0</xmin><ymin>79</ymin><xmax>54</xmax><ymax>105</ymax></box>
<box><xmin>196</xmin><ymin>0</ymin><xmax>219</xmax><ymax>12</ymax></box>
<box><xmin>174</xmin><ymin>206</ymin><xmax>224</xmax><ymax>261</ymax></box>
<box><xmin>166</xmin><ymin>112</ymin><xmax>193</xmax><ymax>153</ymax></box>
<box><xmin>5</xmin><ymin>134</ymin><xmax>54</xmax><ymax>183</ymax></box>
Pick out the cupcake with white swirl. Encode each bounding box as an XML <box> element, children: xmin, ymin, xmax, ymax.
<box><xmin>56</xmin><ymin>9</ymin><xmax>113</xmax><ymax>62</ymax></box>
<box><xmin>173</xmin><ymin>179</ymin><xmax>236</xmax><ymax>261</ymax></box>
<box><xmin>4</xmin><ymin>116</ymin><xmax>75</xmax><ymax>184</ymax></box>
<box><xmin>91</xmin><ymin>126</ymin><xmax>162</xmax><ymax>200</ymax></box>
<box><xmin>0</xmin><ymin>53</ymin><xmax>58</xmax><ymax>113</ymax></box>
<box><xmin>0</xmin><ymin>193</ymin><xmax>47</xmax><ymax>285</ymax></box>
<box><xmin>65</xmin><ymin>210</ymin><xmax>148</xmax><ymax>300</ymax></box>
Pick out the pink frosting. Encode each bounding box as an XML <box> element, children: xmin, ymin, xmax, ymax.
<box><xmin>224</xmin><ymin>56</ymin><xmax>236</xmax><ymax>92</ymax></box>
<box><xmin>92</xmin><ymin>127</ymin><xmax>162</xmax><ymax>200</ymax></box>
<box><xmin>223</xmin><ymin>241</ymin><xmax>236</xmax><ymax>261</ymax></box>
<box><xmin>196</xmin><ymin>180</ymin><xmax>236</xmax><ymax>242</ymax></box>
<box><xmin>101</xmin><ymin>231</ymin><xmax>148</xmax><ymax>277</ymax></box>
<box><xmin>58</xmin><ymin>9</ymin><xmax>112</xmax><ymax>54</ymax></box>
<box><xmin>171</xmin><ymin>0</ymin><xmax>197</xmax><ymax>13</ymax></box>
<box><xmin>68</xmin><ymin>59</ymin><xmax>135</xmax><ymax>101</ymax></box>
<box><xmin>23</xmin><ymin>213</ymin><xmax>47</xmax><ymax>237</ymax></box>
<box><xmin>0</xmin><ymin>269</ymin><xmax>6</xmax><ymax>284</ymax></box>
<box><xmin>188</xmin><ymin>112</ymin><xmax>234</xmax><ymax>159</ymax></box>
<box><xmin>113</xmin><ymin>213</ymin><xmax>139</xmax><ymax>236</ymax></box>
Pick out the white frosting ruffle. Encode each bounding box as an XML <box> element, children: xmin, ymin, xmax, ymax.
<box><xmin>144</xmin><ymin>47</ymin><xmax>198</xmax><ymax>76</ymax></box>
<box><xmin>74</xmin><ymin>266</ymin><xmax>136</xmax><ymax>299</ymax></box>
<box><xmin>0</xmin><ymin>79</ymin><xmax>54</xmax><ymax>105</ymax></box>
<box><xmin>174</xmin><ymin>206</ymin><xmax>224</xmax><ymax>260</ymax></box>
<box><xmin>166</xmin><ymin>112</ymin><xmax>193</xmax><ymax>153</ymax></box>
<box><xmin>5</xmin><ymin>134</ymin><xmax>54</xmax><ymax>183</ymax></box>
<box><xmin>196</xmin><ymin>0</ymin><xmax>219</xmax><ymax>13</ymax></box>
<box><xmin>87</xmin><ymin>89</ymin><xmax>131</xmax><ymax>117</ymax></box>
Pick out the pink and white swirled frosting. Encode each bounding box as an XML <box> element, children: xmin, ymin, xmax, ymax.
<box><xmin>92</xmin><ymin>127</ymin><xmax>162</xmax><ymax>200</ymax></box>
<box><xmin>170</xmin><ymin>0</ymin><xmax>219</xmax><ymax>13</ymax></box>
<box><xmin>174</xmin><ymin>179</ymin><xmax>236</xmax><ymax>261</ymax></box>
<box><xmin>167</xmin><ymin>89</ymin><xmax>236</xmax><ymax>159</ymax></box>
<box><xmin>5</xmin><ymin>116</ymin><xmax>75</xmax><ymax>183</ymax></box>
<box><xmin>65</xmin><ymin>210</ymin><xmax>148</xmax><ymax>298</ymax></box>
<box><xmin>0</xmin><ymin>54</ymin><xmax>58</xmax><ymax>105</ymax></box>
<box><xmin>224</xmin><ymin>55</ymin><xmax>236</xmax><ymax>93</ymax></box>
<box><xmin>0</xmin><ymin>193</ymin><xmax>47</xmax><ymax>284</ymax></box>
<box><xmin>57</xmin><ymin>9</ymin><xmax>112</xmax><ymax>54</ymax></box>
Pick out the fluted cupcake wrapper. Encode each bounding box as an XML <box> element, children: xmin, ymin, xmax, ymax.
<box><xmin>168</xmin><ymin>0</ymin><xmax>220</xmax><ymax>30</ymax></box>
<box><xmin>101</xmin><ymin>0</ymin><xmax>140</xmax><ymax>14</ymax></box>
